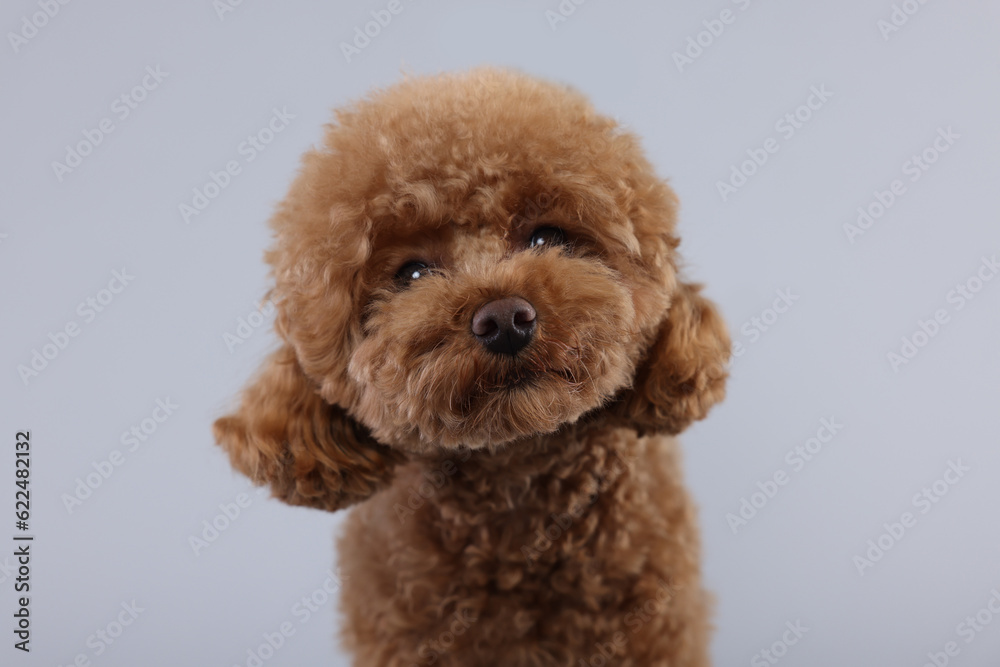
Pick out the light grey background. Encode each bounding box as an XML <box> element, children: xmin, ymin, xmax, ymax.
<box><xmin>2</xmin><ymin>1</ymin><xmax>999</xmax><ymax>665</ymax></box>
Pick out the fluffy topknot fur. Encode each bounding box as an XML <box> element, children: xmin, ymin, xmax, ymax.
<box><xmin>215</xmin><ymin>67</ymin><xmax>729</xmax><ymax>666</ymax></box>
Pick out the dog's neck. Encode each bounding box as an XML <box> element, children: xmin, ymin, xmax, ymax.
<box><xmin>401</xmin><ymin>419</ymin><xmax>642</xmax><ymax>518</ymax></box>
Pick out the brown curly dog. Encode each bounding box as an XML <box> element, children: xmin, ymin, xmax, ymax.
<box><xmin>214</xmin><ymin>67</ymin><xmax>729</xmax><ymax>666</ymax></box>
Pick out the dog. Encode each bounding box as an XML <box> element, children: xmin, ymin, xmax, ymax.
<box><xmin>215</xmin><ymin>67</ymin><xmax>729</xmax><ymax>666</ymax></box>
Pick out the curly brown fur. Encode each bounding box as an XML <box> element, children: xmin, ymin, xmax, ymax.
<box><xmin>215</xmin><ymin>67</ymin><xmax>729</xmax><ymax>666</ymax></box>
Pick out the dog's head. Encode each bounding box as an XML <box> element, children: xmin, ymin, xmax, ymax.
<box><xmin>215</xmin><ymin>69</ymin><xmax>729</xmax><ymax>508</ymax></box>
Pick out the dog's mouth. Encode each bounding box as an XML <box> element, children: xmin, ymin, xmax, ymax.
<box><xmin>474</xmin><ymin>367</ymin><xmax>539</xmax><ymax>394</ymax></box>
<box><xmin>496</xmin><ymin>370</ymin><xmax>540</xmax><ymax>391</ymax></box>
<box><xmin>474</xmin><ymin>359</ymin><xmax>581</xmax><ymax>395</ymax></box>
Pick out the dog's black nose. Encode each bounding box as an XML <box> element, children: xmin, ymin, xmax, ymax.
<box><xmin>471</xmin><ymin>297</ymin><xmax>536</xmax><ymax>356</ymax></box>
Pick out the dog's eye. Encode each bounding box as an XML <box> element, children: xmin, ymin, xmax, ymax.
<box><xmin>395</xmin><ymin>261</ymin><xmax>431</xmax><ymax>285</ymax></box>
<box><xmin>528</xmin><ymin>226</ymin><xmax>567</xmax><ymax>250</ymax></box>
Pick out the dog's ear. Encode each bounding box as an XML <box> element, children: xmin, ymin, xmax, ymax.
<box><xmin>613</xmin><ymin>281</ymin><xmax>730</xmax><ymax>435</ymax></box>
<box><xmin>213</xmin><ymin>345</ymin><xmax>404</xmax><ymax>511</ymax></box>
